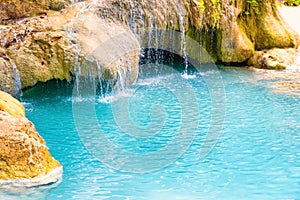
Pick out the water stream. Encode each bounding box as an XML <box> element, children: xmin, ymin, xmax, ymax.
<box><xmin>177</xmin><ymin>0</ymin><xmax>189</xmax><ymax>74</ymax></box>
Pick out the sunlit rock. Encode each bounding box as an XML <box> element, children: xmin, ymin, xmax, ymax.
<box><xmin>248</xmin><ymin>48</ymin><xmax>296</xmax><ymax>69</ymax></box>
<box><xmin>0</xmin><ymin>91</ymin><xmax>25</xmax><ymax>118</ymax></box>
<box><xmin>0</xmin><ymin>92</ymin><xmax>62</xmax><ymax>187</ymax></box>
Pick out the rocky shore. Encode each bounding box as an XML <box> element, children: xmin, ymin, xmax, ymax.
<box><xmin>0</xmin><ymin>91</ymin><xmax>62</xmax><ymax>187</ymax></box>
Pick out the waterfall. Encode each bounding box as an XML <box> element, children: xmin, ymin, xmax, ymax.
<box><xmin>12</xmin><ymin>65</ymin><xmax>22</xmax><ymax>97</ymax></box>
<box><xmin>66</xmin><ymin>0</ymin><xmax>139</xmax><ymax>100</ymax></box>
<box><xmin>168</xmin><ymin>29</ymin><xmax>175</xmax><ymax>65</ymax></box>
<box><xmin>177</xmin><ymin>0</ymin><xmax>189</xmax><ymax>74</ymax></box>
<box><xmin>146</xmin><ymin>16</ymin><xmax>153</xmax><ymax>64</ymax></box>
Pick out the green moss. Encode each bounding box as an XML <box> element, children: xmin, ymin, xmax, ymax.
<box><xmin>284</xmin><ymin>0</ymin><xmax>300</xmax><ymax>6</ymax></box>
<box><xmin>196</xmin><ymin>0</ymin><xmax>222</xmax><ymax>29</ymax></box>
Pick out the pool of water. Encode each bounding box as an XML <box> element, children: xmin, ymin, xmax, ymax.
<box><xmin>3</xmin><ymin>63</ymin><xmax>300</xmax><ymax>199</ymax></box>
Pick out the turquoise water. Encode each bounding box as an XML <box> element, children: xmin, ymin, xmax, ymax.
<box><xmin>5</xmin><ymin>63</ymin><xmax>300</xmax><ymax>199</ymax></box>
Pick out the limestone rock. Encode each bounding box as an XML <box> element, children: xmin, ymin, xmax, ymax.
<box><xmin>239</xmin><ymin>0</ymin><xmax>298</xmax><ymax>51</ymax></box>
<box><xmin>0</xmin><ymin>91</ymin><xmax>25</xmax><ymax>118</ymax></box>
<box><xmin>0</xmin><ymin>51</ymin><xmax>22</xmax><ymax>96</ymax></box>
<box><xmin>0</xmin><ymin>92</ymin><xmax>62</xmax><ymax>186</ymax></box>
<box><xmin>248</xmin><ymin>48</ymin><xmax>296</xmax><ymax>70</ymax></box>
<box><xmin>0</xmin><ymin>4</ymin><xmax>81</xmax><ymax>89</ymax></box>
<box><xmin>66</xmin><ymin>11</ymin><xmax>140</xmax><ymax>85</ymax></box>
<box><xmin>0</xmin><ymin>111</ymin><xmax>62</xmax><ymax>184</ymax></box>
<box><xmin>218</xmin><ymin>21</ymin><xmax>254</xmax><ymax>63</ymax></box>
<box><xmin>0</xmin><ymin>0</ymin><xmax>69</xmax><ymax>24</ymax></box>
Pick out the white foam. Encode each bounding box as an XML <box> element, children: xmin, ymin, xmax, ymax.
<box><xmin>98</xmin><ymin>89</ymin><xmax>134</xmax><ymax>104</ymax></box>
<box><xmin>0</xmin><ymin>166</ymin><xmax>63</xmax><ymax>190</ymax></box>
<box><xmin>137</xmin><ymin>74</ymin><xmax>175</xmax><ymax>86</ymax></box>
<box><xmin>181</xmin><ymin>73</ymin><xmax>196</xmax><ymax>79</ymax></box>
<box><xmin>199</xmin><ymin>70</ymin><xmax>217</xmax><ymax>76</ymax></box>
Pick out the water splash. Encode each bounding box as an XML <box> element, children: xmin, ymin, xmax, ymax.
<box><xmin>181</xmin><ymin>73</ymin><xmax>197</xmax><ymax>79</ymax></box>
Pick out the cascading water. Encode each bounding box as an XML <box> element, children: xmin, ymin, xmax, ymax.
<box><xmin>146</xmin><ymin>17</ymin><xmax>153</xmax><ymax>64</ymax></box>
<box><xmin>12</xmin><ymin>64</ymin><xmax>22</xmax><ymax>97</ymax></box>
<box><xmin>64</xmin><ymin>0</ymin><xmax>140</xmax><ymax>101</ymax></box>
<box><xmin>168</xmin><ymin>28</ymin><xmax>175</xmax><ymax>65</ymax></box>
<box><xmin>177</xmin><ymin>0</ymin><xmax>189</xmax><ymax>75</ymax></box>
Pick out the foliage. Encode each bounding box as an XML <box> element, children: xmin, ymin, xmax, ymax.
<box><xmin>284</xmin><ymin>0</ymin><xmax>300</xmax><ymax>6</ymax></box>
<box><xmin>246</xmin><ymin>0</ymin><xmax>260</xmax><ymax>14</ymax></box>
<box><xmin>197</xmin><ymin>0</ymin><xmax>222</xmax><ymax>28</ymax></box>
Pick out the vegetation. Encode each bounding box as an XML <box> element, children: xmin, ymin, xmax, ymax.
<box><xmin>284</xmin><ymin>0</ymin><xmax>300</xmax><ymax>6</ymax></box>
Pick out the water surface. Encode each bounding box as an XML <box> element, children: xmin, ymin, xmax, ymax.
<box><xmin>3</xmin><ymin>64</ymin><xmax>300</xmax><ymax>200</ymax></box>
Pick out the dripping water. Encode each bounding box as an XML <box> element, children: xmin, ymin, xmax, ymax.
<box><xmin>146</xmin><ymin>16</ymin><xmax>153</xmax><ymax>64</ymax></box>
<box><xmin>12</xmin><ymin>65</ymin><xmax>22</xmax><ymax>97</ymax></box>
<box><xmin>169</xmin><ymin>28</ymin><xmax>175</xmax><ymax>65</ymax></box>
<box><xmin>177</xmin><ymin>0</ymin><xmax>189</xmax><ymax>74</ymax></box>
<box><xmin>154</xmin><ymin>17</ymin><xmax>159</xmax><ymax>66</ymax></box>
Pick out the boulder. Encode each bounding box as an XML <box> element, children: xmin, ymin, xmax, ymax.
<box><xmin>0</xmin><ymin>92</ymin><xmax>62</xmax><ymax>187</ymax></box>
<box><xmin>248</xmin><ymin>48</ymin><xmax>296</xmax><ymax>69</ymax></box>
<box><xmin>0</xmin><ymin>91</ymin><xmax>25</xmax><ymax>118</ymax></box>
<box><xmin>0</xmin><ymin>2</ymin><xmax>89</xmax><ymax>92</ymax></box>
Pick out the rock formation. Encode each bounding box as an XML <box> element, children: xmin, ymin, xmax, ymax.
<box><xmin>0</xmin><ymin>0</ymin><xmax>70</xmax><ymax>24</ymax></box>
<box><xmin>0</xmin><ymin>91</ymin><xmax>62</xmax><ymax>187</ymax></box>
<box><xmin>0</xmin><ymin>91</ymin><xmax>25</xmax><ymax>118</ymax></box>
<box><xmin>248</xmin><ymin>48</ymin><xmax>296</xmax><ymax>69</ymax></box>
<box><xmin>0</xmin><ymin>0</ymin><xmax>299</xmax><ymax>95</ymax></box>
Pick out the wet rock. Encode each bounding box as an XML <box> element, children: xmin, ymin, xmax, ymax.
<box><xmin>0</xmin><ymin>51</ymin><xmax>22</xmax><ymax>96</ymax></box>
<box><xmin>0</xmin><ymin>5</ymin><xmax>81</xmax><ymax>89</ymax></box>
<box><xmin>0</xmin><ymin>92</ymin><xmax>62</xmax><ymax>186</ymax></box>
<box><xmin>66</xmin><ymin>10</ymin><xmax>140</xmax><ymax>85</ymax></box>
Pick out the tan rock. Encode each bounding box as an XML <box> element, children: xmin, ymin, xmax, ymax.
<box><xmin>218</xmin><ymin>21</ymin><xmax>254</xmax><ymax>63</ymax></box>
<box><xmin>0</xmin><ymin>92</ymin><xmax>62</xmax><ymax>186</ymax></box>
<box><xmin>248</xmin><ymin>48</ymin><xmax>296</xmax><ymax>70</ymax></box>
<box><xmin>0</xmin><ymin>0</ymin><xmax>69</xmax><ymax>24</ymax></box>
<box><xmin>0</xmin><ymin>91</ymin><xmax>25</xmax><ymax>118</ymax></box>
<box><xmin>0</xmin><ymin>4</ymin><xmax>82</xmax><ymax>89</ymax></box>
<box><xmin>66</xmin><ymin>10</ymin><xmax>140</xmax><ymax>85</ymax></box>
<box><xmin>0</xmin><ymin>53</ymin><xmax>22</xmax><ymax>96</ymax></box>
<box><xmin>0</xmin><ymin>111</ymin><xmax>61</xmax><ymax>183</ymax></box>
<box><xmin>0</xmin><ymin>0</ymin><xmax>299</xmax><ymax>95</ymax></box>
